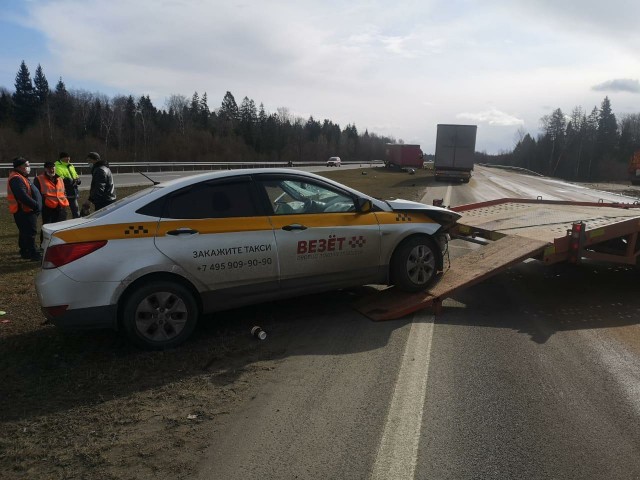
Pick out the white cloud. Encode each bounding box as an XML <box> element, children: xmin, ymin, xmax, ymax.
<box><xmin>3</xmin><ymin>0</ymin><xmax>637</xmax><ymax>154</ymax></box>
<box><xmin>456</xmin><ymin>108</ymin><xmax>524</xmax><ymax>127</ymax></box>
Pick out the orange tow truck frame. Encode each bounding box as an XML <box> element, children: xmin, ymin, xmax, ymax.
<box><xmin>357</xmin><ymin>198</ymin><xmax>640</xmax><ymax>321</ymax></box>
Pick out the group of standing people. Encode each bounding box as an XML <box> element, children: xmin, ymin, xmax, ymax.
<box><xmin>7</xmin><ymin>151</ymin><xmax>116</xmax><ymax>261</ymax></box>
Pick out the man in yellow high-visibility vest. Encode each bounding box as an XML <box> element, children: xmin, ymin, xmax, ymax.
<box><xmin>54</xmin><ymin>151</ymin><xmax>81</xmax><ymax>218</ymax></box>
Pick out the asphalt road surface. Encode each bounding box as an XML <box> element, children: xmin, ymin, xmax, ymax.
<box><xmin>196</xmin><ymin>166</ymin><xmax>640</xmax><ymax>479</ymax></box>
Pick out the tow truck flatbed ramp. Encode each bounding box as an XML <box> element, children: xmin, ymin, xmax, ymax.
<box><xmin>453</xmin><ymin>198</ymin><xmax>640</xmax><ymax>265</ymax></box>
<box><xmin>357</xmin><ymin>198</ymin><xmax>640</xmax><ymax>322</ymax></box>
<box><xmin>356</xmin><ymin>235</ymin><xmax>549</xmax><ymax>321</ymax></box>
<box><xmin>453</xmin><ymin>198</ymin><xmax>640</xmax><ymax>244</ymax></box>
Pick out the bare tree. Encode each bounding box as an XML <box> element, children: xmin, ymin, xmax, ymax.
<box><xmin>276</xmin><ymin>107</ymin><xmax>291</xmax><ymax>125</ymax></box>
<box><xmin>166</xmin><ymin>94</ymin><xmax>189</xmax><ymax>135</ymax></box>
<box><xmin>111</xmin><ymin>95</ymin><xmax>129</xmax><ymax>151</ymax></box>
<box><xmin>71</xmin><ymin>89</ymin><xmax>95</xmax><ymax>135</ymax></box>
<box><xmin>96</xmin><ymin>94</ymin><xmax>115</xmax><ymax>153</ymax></box>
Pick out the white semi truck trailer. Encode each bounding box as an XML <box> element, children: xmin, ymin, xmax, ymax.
<box><xmin>434</xmin><ymin>124</ymin><xmax>477</xmax><ymax>183</ymax></box>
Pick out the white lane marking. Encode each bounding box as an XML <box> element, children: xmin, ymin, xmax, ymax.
<box><xmin>444</xmin><ymin>185</ymin><xmax>452</xmax><ymax>208</ymax></box>
<box><xmin>370</xmin><ymin>313</ymin><xmax>434</xmax><ymax>480</ymax></box>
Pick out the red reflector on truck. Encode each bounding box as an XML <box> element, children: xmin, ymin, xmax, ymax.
<box><xmin>43</xmin><ymin>240</ymin><xmax>108</xmax><ymax>269</ymax></box>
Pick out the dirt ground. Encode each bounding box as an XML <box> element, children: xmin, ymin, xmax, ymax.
<box><xmin>0</xmin><ymin>166</ymin><xmax>433</xmax><ymax>480</ymax></box>
<box><xmin>576</xmin><ymin>180</ymin><xmax>640</xmax><ymax>201</ymax></box>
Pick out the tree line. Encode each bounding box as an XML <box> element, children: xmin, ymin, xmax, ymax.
<box><xmin>488</xmin><ymin>96</ymin><xmax>640</xmax><ymax>181</ymax></box>
<box><xmin>0</xmin><ymin>61</ymin><xmax>396</xmax><ymax>165</ymax></box>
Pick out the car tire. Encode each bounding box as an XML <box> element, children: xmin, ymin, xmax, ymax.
<box><xmin>122</xmin><ymin>280</ymin><xmax>199</xmax><ymax>349</ymax></box>
<box><xmin>390</xmin><ymin>236</ymin><xmax>440</xmax><ymax>292</ymax></box>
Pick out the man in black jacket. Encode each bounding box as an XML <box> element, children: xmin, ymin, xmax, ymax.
<box><xmin>7</xmin><ymin>157</ymin><xmax>42</xmax><ymax>261</ymax></box>
<box><xmin>85</xmin><ymin>151</ymin><xmax>116</xmax><ymax>212</ymax></box>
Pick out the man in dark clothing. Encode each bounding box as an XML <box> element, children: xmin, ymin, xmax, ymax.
<box><xmin>85</xmin><ymin>151</ymin><xmax>116</xmax><ymax>212</ymax></box>
<box><xmin>7</xmin><ymin>157</ymin><xmax>42</xmax><ymax>261</ymax></box>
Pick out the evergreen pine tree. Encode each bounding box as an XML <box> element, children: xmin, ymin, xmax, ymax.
<box><xmin>220</xmin><ymin>91</ymin><xmax>238</xmax><ymax>136</ymax></box>
<box><xmin>596</xmin><ymin>96</ymin><xmax>618</xmax><ymax>160</ymax></box>
<box><xmin>51</xmin><ymin>77</ymin><xmax>72</xmax><ymax>130</ymax></box>
<box><xmin>305</xmin><ymin>116</ymin><xmax>321</xmax><ymax>142</ymax></box>
<box><xmin>125</xmin><ymin>95</ymin><xmax>136</xmax><ymax>149</ymax></box>
<box><xmin>199</xmin><ymin>92</ymin><xmax>209</xmax><ymax>128</ymax></box>
<box><xmin>190</xmin><ymin>91</ymin><xmax>200</xmax><ymax>119</ymax></box>
<box><xmin>34</xmin><ymin>64</ymin><xmax>50</xmax><ymax>108</ymax></box>
<box><xmin>239</xmin><ymin>96</ymin><xmax>257</xmax><ymax>144</ymax></box>
<box><xmin>12</xmin><ymin>61</ymin><xmax>37</xmax><ymax>131</ymax></box>
<box><xmin>0</xmin><ymin>89</ymin><xmax>13</xmax><ymax>126</ymax></box>
<box><xmin>220</xmin><ymin>91</ymin><xmax>239</xmax><ymax>121</ymax></box>
<box><xmin>585</xmin><ymin>106</ymin><xmax>600</xmax><ymax>180</ymax></box>
<box><xmin>258</xmin><ymin>103</ymin><xmax>267</xmax><ymax>124</ymax></box>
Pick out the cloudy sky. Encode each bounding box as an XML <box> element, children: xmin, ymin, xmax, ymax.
<box><xmin>1</xmin><ymin>0</ymin><xmax>639</xmax><ymax>154</ymax></box>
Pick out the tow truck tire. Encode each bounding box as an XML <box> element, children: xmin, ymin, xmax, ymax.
<box><xmin>390</xmin><ymin>236</ymin><xmax>440</xmax><ymax>292</ymax></box>
<box><xmin>122</xmin><ymin>280</ymin><xmax>199</xmax><ymax>350</ymax></box>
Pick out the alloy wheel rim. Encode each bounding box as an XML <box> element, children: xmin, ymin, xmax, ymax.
<box><xmin>406</xmin><ymin>244</ymin><xmax>435</xmax><ymax>285</ymax></box>
<box><xmin>135</xmin><ymin>291</ymin><xmax>188</xmax><ymax>342</ymax></box>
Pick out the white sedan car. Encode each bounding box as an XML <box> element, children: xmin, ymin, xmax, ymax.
<box><xmin>36</xmin><ymin>168</ymin><xmax>460</xmax><ymax>349</ymax></box>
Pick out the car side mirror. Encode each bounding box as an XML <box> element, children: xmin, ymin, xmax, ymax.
<box><xmin>356</xmin><ymin>198</ymin><xmax>373</xmax><ymax>213</ymax></box>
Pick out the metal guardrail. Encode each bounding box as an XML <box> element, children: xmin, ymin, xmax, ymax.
<box><xmin>0</xmin><ymin>161</ymin><xmax>353</xmax><ymax>177</ymax></box>
<box><xmin>477</xmin><ymin>163</ymin><xmax>544</xmax><ymax>177</ymax></box>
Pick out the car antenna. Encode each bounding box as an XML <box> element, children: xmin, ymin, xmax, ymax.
<box><xmin>139</xmin><ymin>171</ymin><xmax>160</xmax><ymax>185</ymax></box>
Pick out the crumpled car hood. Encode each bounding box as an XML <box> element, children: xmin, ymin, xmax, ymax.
<box><xmin>385</xmin><ymin>198</ymin><xmax>461</xmax><ymax>229</ymax></box>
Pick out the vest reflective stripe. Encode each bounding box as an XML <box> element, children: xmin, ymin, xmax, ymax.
<box><xmin>37</xmin><ymin>174</ymin><xmax>70</xmax><ymax>208</ymax></box>
<box><xmin>7</xmin><ymin>172</ymin><xmax>33</xmax><ymax>214</ymax></box>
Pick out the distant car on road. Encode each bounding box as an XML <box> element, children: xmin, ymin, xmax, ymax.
<box><xmin>327</xmin><ymin>156</ymin><xmax>342</xmax><ymax>167</ymax></box>
<box><xmin>36</xmin><ymin>168</ymin><xmax>460</xmax><ymax>349</ymax></box>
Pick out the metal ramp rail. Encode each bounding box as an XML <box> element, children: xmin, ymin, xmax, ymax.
<box><xmin>356</xmin><ymin>198</ymin><xmax>640</xmax><ymax>321</ymax></box>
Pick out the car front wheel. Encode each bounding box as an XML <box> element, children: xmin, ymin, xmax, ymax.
<box><xmin>122</xmin><ymin>280</ymin><xmax>199</xmax><ymax>349</ymax></box>
<box><xmin>390</xmin><ymin>236</ymin><xmax>440</xmax><ymax>292</ymax></box>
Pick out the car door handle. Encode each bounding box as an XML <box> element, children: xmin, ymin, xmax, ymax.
<box><xmin>166</xmin><ymin>228</ymin><xmax>199</xmax><ymax>236</ymax></box>
<box><xmin>282</xmin><ymin>224</ymin><xmax>307</xmax><ymax>231</ymax></box>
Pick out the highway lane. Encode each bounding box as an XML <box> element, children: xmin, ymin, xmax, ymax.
<box><xmin>418</xmin><ymin>167</ymin><xmax>640</xmax><ymax>479</ymax></box>
<box><xmin>195</xmin><ymin>165</ymin><xmax>640</xmax><ymax>479</ymax></box>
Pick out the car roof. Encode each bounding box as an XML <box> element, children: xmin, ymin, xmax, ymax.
<box><xmin>154</xmin><ymin>168</ymin><xmax>335</xmax><ymax>190</ymax></box>
<box><xmin>129</xmin><ymin>168</ymin><xmax>376</xmax><ymax>208</ymax></box>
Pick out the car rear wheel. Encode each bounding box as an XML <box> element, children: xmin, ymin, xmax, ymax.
<box><xmin>390</xmin><ymin>236</ymin><xmax>440</xmax><ymax>292</ymax></box>
<box><xmin>122</xmin><ymin>280</ymin><xmax>198</xmax><ymax>349</ymax></box>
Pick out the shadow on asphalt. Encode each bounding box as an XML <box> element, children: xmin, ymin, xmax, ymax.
<box><xmin>435</xmin><ymin>260</ymin><xmax>640</xmax><ymax>343</ymax></box>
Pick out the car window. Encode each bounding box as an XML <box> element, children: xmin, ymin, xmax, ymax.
<box><xmin>85</xmin><ymin>186</ymin><xmax>162</xmax><ymax>218</ymax></box>
<box><xmin>259</xmin><ymin>178</ymin><xmax>355</xmax><ymax>215</ymax></box>
<box><xmin>163</xmin><ymin>181</ymin><xmax>260</xmax><ymax>219</ymax></box>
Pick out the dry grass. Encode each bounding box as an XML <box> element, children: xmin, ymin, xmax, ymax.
<box><xmin>0</xmin><ymin>166</ymin><xmax>433</xmax><ymax>479</ymax></box>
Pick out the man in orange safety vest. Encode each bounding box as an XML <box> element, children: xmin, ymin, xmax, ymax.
<box><xmin>34</xmin><ymin>161</ymin><xmax>70</xmax><ymax>246</ymax></box>
<box><xmin>7</xmin><ymin>157</ymin><xmax>42</xmax><ymax>261</ymax></box>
